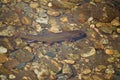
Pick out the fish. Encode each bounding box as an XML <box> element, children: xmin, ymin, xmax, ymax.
<box><xmin>18</xmin><ymin>30</ymin><xmax>86</xmax><ymax>44</ymax></box>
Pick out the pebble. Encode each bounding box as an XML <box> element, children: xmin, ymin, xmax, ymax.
<box><xmin>0</xmin><ymin>75</ymin><xmax>7</xmax><ymax>80</ymax></box>
<box><xmin>52</xmin><ymin>0</ymin><xmax>76</xmax><ymax>9</ymax></box>
<box><xmin>60</xmin><ymin>17</ymin><xmax>69</xmax><ymax>23</ymax></box>
<box><xmin>82</xmin><ymin>75</ymin><xmax>92</xmax><ymax>80</ymax></box>
<box><xmin>16</xmin><ymin>62</ymin><xmax>26</xmax><ymax>69</ymax></box>
<box><xmin>36</xmin><ymin>12</ymin><xmax>49</xmax><ymax>24</ymax></box>
<box><xmin>0</xmin><ymin>46</ymin><xmax>7</xmax><ymax>54</ymax></box>
<box><xmin>104</xmin><ymin>74</ymin><xmax>113</xmax><ymax>80</ymax></box>
<box><xmin>82</xmin><ymin>68</ymin><xmax>91</xmax><ymax>74</ymax></box>
<box><xmin>47</xmin><ymin>9</ymin><xmax>60</xmax><ymax>17</ymax></box>
<box><xmin>105</xmin><ymin>49</ymin><xmax>114</xmax><ymax>55</ymax></box>
<box><xmin>62</xmin><ymin>63</ymin><xmax>72</xmax><ymax>75</ymax></box>
<box><xmin>9</xmin><ymin>74</ymin><xmax>16</xmax><ymax>79</ymax></box>
<box><xmin>40</xmin><ymin>57</ymin><xmax>62</xmax><ymax>73</ymax></box>
<box><xmin>99</xmin><ymin>26</ymin><xmax>115</xmax><ymax>34</ymax></box>
<box><xmin>49</xmin><ymin>24</ymin><xmax>60</xmax><ymax>33</ymax></box>
<box><xmin>0</xmin><ymin>26</ymin><xmax>15</xmax><ymax>36</ymax></box>
<box><xmin>96</xmin><ymin>22</ymin><xmax>105</xmax><ymax>27</ymax></box>
<box><xmin>63</xmin><ymin>59</ymin><xmax>75</xmax><ymax>64</ymax></box>
<box><xmin>35</xmin><ymin>24</ymin><xmax>42</xmax><ymax>32</ymax></box>
<box><xmin>105</xmin><ymin>68</ymin><xmax>115</xmax><ymax>74</ymax></box>
<box><xmin>100</xmin><ymin>38</ymin><xmax>109</xmax><ymax>45</ymax></box>
<box><xmin>111</xmin><ymin>17</ymin><xmax>120</xmax><ymax>26</ymax></box>
<box><xmin>107</xmin><ymin>57</ymin><xmax>116</xmax><ymax>63</ymax></box>
<box><xmin>34</xmin><ymin>69</ymin><xmax>50</xmax><ymax>80</ymax></box>
<box><xmin>95</xmin><ymin>65</ymin><xmax>106</xmax><ymax>72</ymax></box>
<box><xmin>78</xmin><ymin>13</ymin><xmax>88</xmax><ymax>23</ymax></box>
<box><xmin>0</xmin><ymin>54</ymin><xmax>8</xmax><ymax>63</ymax></box>
<box><xmin>3</xmin><ymin>59</ymin><xmax>20</xmax><ymax>69</ymax></box>
<box><xmin>92</xmin><ymin>75</ymin><xmax>102</xmax><ymax>80</ymax></box>
<box><xmin>45</xmin><ymin>52</ymin><xmax>56</xmax><ymax>58</ymax></box>
<box><xmin>48</xmin><ymin>2</ymin><xmax>52</xmax><ymax>7</ymax></box>
<box><xmin>21</xmin><ymin>16</ymin><xmax>31</xmax><ymax>25</ymax></box>
<box><xmin>81</xmin><ymin>47</ymin><xmax>96</xmax><ymax>57</ymax></box>
<box><xmin>105</xmin><ymin>65</ymin><xmax>115</xmax><ymax>74</ymax></box>
<box><xmin>0</xmin><ymin>38</ymin><xmax>14</xmax><ymax>51</ymax></box>
<box><xmin>1</xmin><ymin>0</ymin><xmax>10</xmax><ymax>3</ymax></box>
<box><xmin>30</xmin><ymin>2</ymin><xmax>39</xmax><ymax>8</ymax></box>
<box><xmin>49</xmin><ymin>18</ymin><xmax>60</xmax><ymax>33</ymax></box>
<box><xmin>117</xmin><ymin>28</ymin><xmax>120</xmax><ymax>33</ymax></box>
<box><xmin>9</xmin><ymin>49</ymin><xmax>34</xmax><ymax>63</ymax></box>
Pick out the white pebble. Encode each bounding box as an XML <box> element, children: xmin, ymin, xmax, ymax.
<box><xmin>0</xmin><ymin>46</ymin><xmax>7</xmax><ymax>54</ymax></box>
<box><xmin>9</xmin><ymin>74</ymin><xmax>16</xmax><ymax>79</ymax></box>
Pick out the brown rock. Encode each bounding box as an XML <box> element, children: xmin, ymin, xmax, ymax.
<box><xmin>78</xmin><ymin>13</ymin><xmax>89</xmax><ymax>23</ymax></box>
<box><xmin>60</xmin><ymin>17</ymin><xmax>69</xmax><ymax>23</ymax></box>
<box><xmin>3</xmin><ymin>59</ymin><xmax>20</xmax><ymax>69</ymax></box>
<box><xmin>30</xmin><ymin>2</ymin><xmax>39</xmax><ymax>8</ymax></box>
<box><xmin>10</xmin><ymin>49</ymin><xmax>34</xmax><ymax>63</ymax></box>
<box><xmin>47</xmin><ymin>9</ymin><xmax>60</xmax><ymax>17</ymax></box>
<box><xmin>0</xmin><ymin>54</ymin><xmax>8</xmax><ymax>63</ymax></box>
<box><xmin>21</xmin><ymin>16</ymin><xmax>31</xmax><ymax>25</ymax></box>
<box><xmin>105</xmin><ymin>49</ymin><xmax>115</xmax><ymax>55</ymax></box>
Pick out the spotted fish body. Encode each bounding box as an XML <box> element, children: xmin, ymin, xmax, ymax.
<box><xmin>19</xmin><ymin>30</ymin><xmax>86</xmax><ymax>44</ymax></box>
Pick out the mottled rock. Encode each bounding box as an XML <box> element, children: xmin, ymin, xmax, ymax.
<box><xmin>0</xmin><ymin>26</ymin><xmax>15</xmax><ymax>36</ymax></box>
<box><xmin>100</xmin><ymin>38</ymin><xmax>109</xmax><ymax>45</ymax></box>
<box><xmin>52</xmin><ymin>0</ymin><xmax>76</xmax><ymax>9</ymax></box>
<box><xmin>95</xmin><ymin>65</ymin><xmax>106</xmax><ymax>72</ymax></box>
<box><xmin>107</xmin><ymin>57</ymin><xmax>116</xmax><ymax>63</ymax></box>
<box><xmin>92</xmin><ymin>75</ymin><xmax>103</xmax><ymax>80</ymax></box>
<box><xmin>81</xmin><ymin>47</ymin><xmax>96</xmax><ymax>57</ymax></box>
<box><xmin>36</xmin><ymin>12</ymin><xmax>49</xmax><ymax>24</ymax></box>
<box><xmin>0</xmin><ymin>54</ymin><xmax>8</xmax><ymax>63</ymax></box>
<box><xmin>111</xmin><ymin>17</ymin><xmax>120</xmax><ymax>26</ymax></box>
<box><xmin>43</xmin><ymin>58</ymin><xmax>62</xmax><ymax>73</ymax></box>
<box><xmin>78</xmin><ymin>13</ymin><xmax>89</xmax><ymax>23</ymax></box>
<box><xmin>82</xmin><ymin>68</ymin><xmax>91</xmax><ymax>74</ymax></box>
<box><xmin>1</xmin><ymin>0</ymin><xmax>10</xmax><ymax>3</ymax></box>
<box><xmin>62</xmin><ymin>63</ymin><xmax>73</xmax><ymax>76</ymax></box>
<box><xmin>105</xmin><ymin>65</ymin><xmax>115</xmax><ymax>74</ymax></box>
<box><xmin>82</xmin><ymin>75</ymin><xmax>92</xmax><ymax>80</ymax></box>
<box><xmin>21</xmin><ymin>16</ymin><xmax>32</xmax><ymax>25</ymax></box>
<box><xmin>104</xmin><ymin>74</ymin><xmax>113</xmax><ymax>80</ymax></box>
<box><xmin>0</xmin><ymin>75</ymin><xmax>8</xmax><ymax>80</ymax></box>
<box><xmin>45</xmin><ymin>52</ymin><xmax>56</xmax><ymax>58</ymax></box>
<box><xmin>30</xmin><ymin>2</ymin><xmax>39</xmax><ymax>8</ymax></box>
<box><xmin>117</xmin><ymin>28</ymin><xmax>120</xmax><ymax>33</ymax></box>
<box><xmin>73</xmin><ymin>3</ymin><xmax>120</xmax><ymax>23</ymax></box>
<box><xmin>15</xmin><ymin>2</ymin><xmax>34</xmax><ymax>17</ymax></box>
<box><xmin>34</xmin><ymin>69</ymin><xmax>50</xmax><ymax>80</ymax></box>
<box><xmin>9</xmin><ymin>49</ymin><xmax>34</xmax><ymax>63</ymax></box>
<box><xmin>60</xmin><ymin>17</ymin><xmax>69</xmax><ymax>23</ymax></box>
<box><xmin>63</xmin><ymin>59</ymin><xmax>75</xmax><ymax>64</ymax></box>
<box><xmin>99</xmin><ymin>26</ymin><xmax>116</xmax><ymax>34</ymax></box>
<box><xmin>49</xmin><ymin>18</ymin><xmax>60</xmax><ymax>32</ymax></box>
<box><xmin>105</xmin><ymin>49</ymin><xmax>115</xmax><ymax>55</ymax></box>
<box><xmin>3</xmin><ymin>59</ymin><xmax>20</xmax><ymax>69</ymax></box>
<box><xmin>0</xmin><ymin>38</ymin><xmax>14</xmax><ymax>51</ymax></box>
<box><xmin>47</xmin><ymin>9</ymin><xmax>60</xmax><ymax>17</ymax></box>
